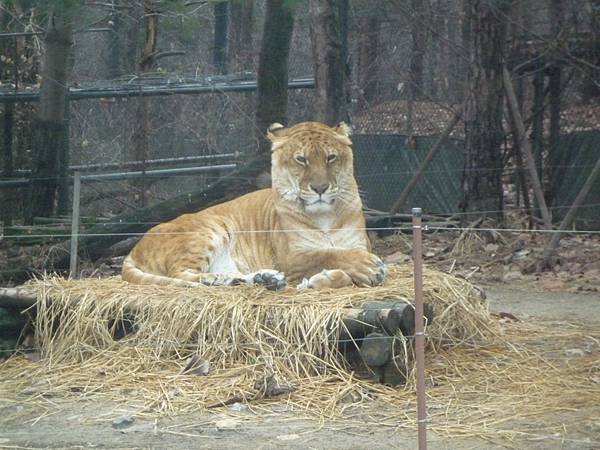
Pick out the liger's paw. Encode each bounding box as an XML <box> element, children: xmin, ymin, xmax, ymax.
<box><xmin>344</xmin><ymin>252</ymin><xmax>387</xmax><ymax>287</ymax></box>
<box><xmin>248</xmin><ymin>269</ymin><xmax>287</xmax><ymax>290</ymax></box>
<box><xmin>297</xmin><ymin>269</ymin><xmax>354</xmax><ymax>289</ymax></box>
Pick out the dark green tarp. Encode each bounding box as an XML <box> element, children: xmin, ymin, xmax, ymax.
<box><xmin>551</xmin><ymin>131</ymin><xmax>600</xmax><ymax>230</ymax></box>
<box><xmin>352</xmin><ymin>134</ymin><xmax>464</xmax><ymax>215</ymax></box>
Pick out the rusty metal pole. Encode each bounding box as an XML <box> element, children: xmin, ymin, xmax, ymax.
<box><xmin>412</xmin><ymin>207</ymin><xmax>427</xmax><ymax>450</ymax></box>
<box><xmin>69</xmin><ymin>171</ymin><xmax>81</xmax><ymax>279</ymax></box>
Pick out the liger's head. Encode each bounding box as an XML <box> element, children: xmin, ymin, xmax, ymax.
<box><xmin>268</xmin><ymin>121</ymin><xmax>356</xmax><ymax>214</ymax></box>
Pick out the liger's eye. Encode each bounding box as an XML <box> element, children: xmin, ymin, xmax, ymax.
<box><xmin>327</xmin><ymin>154</ymin><xmax>337</xmax><ymax>163</ymax></box>
<box><xmin>295</xmin><ymin>155</ymin><xmax>307</xmax><ymax>165</ymax></box>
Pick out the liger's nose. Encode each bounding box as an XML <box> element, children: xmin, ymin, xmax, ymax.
<box><xmin>310</xmin><ymin>183</ymin><xmax>330</xmax><ymax>195</ymax></box>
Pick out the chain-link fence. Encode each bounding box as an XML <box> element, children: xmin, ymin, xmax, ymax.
<box><xmin>1</xmin><ymin>0</ymin><xmax>599</xmax><ymax>229</ymax></box>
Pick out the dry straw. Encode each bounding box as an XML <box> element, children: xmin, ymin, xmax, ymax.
<box><xmin>1</xmin><ymin>265</ymin><xmax>599</xmax><ymax>446</ymax></box>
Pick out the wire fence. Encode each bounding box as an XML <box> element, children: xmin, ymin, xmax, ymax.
<box><xmin>1</xmin><ymin>1</ymin><xmax>599</xmax><ymax>284</ymax></box>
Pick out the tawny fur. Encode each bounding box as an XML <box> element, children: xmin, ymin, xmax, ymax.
<box><xmin>121</xmin><ymin>121</ymin><xmax>385</xmax><ymax>289</ymax></box>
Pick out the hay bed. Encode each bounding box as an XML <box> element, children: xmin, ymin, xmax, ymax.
<box><xmin>1</xmin><ymin>265</ymin><xmax>599</xmax><ymax>446</ymax></box>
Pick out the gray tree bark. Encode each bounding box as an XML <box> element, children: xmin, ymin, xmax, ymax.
<box><xmin>409</xmin><ymin>0</ymin><xmax>428</xmax><ymax>100</ymax></box>
<box><xmin>0</xmin><ymin>7</ymin><xmax>14</xmax><ymax>227</ymax></box>
<box><xmin>26</xmin><ymin>8</ymin><xmax>73</xmax><ymax>223</ymax></box>
<box><xmin>309</xmin><ymin>0</ymin><xmax>349</xmax><ymax>125</ymax></box>
<box><xmin>212</xmin><ymin>1</ymin><xmax>229</xmax><ymax>74</ymax></box>
<box><xmin>255</xmin><ymin>0</ymin><xmax>295</xmax><ymax>154</ymax></box>
<box><xmin>131</xmin><ymin>0</ymin><xmax>158</xmax><ymax>207</ymax></box>
<box><xmin>356</xmin><ymin>10</ymin><xmax>381</xmax><ymax>110</ymax></box>
<box><xmin>229</xmin><ymin>0</ymin><xmax>255</xmax><ymax>71</ymax></box>
<box><xmin>582</xmin><ymin>0</ymin><xmax>600</xmax><ymax>98</ymax></box>
<box><xmin>460</xmin><ymin>0</ymin><xmax>512</xmax><ymax>223</ymax></box>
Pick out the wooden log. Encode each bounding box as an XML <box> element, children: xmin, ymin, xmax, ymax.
<box><xmin>359</xmin><ymin>331</ymin><xmax>393</xmax><ymax>367</ymax></box>
<box><xmin>381</xmin><ymin>355</ymin><xmax>408</xmax><ymax>386</ymax></box>
<box><xmin>339</xmin><ymin>301</ymin><xmax>433</xmax><ymax>385</ymax></box>
<box><xmin>0</xmin><ymin>287</ymin><xmax>37</xmax><ymax>309</ymax></box>
<box><xmin>340</xmin><ymin>301</ymin><xmax>415</xmax><ymax>340</ymax></box>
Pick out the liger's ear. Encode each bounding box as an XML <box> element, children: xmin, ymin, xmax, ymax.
<box><xmin>266</xmin><ymin>123</ymin><xmax>285</xmax><ymax>141</ymax></box>
<box><xmin>334</xmin><ymin>122</ymin><xmax>351</xmax><ymax>137</ymax></box>
<box><xmin>267</xmin><ymin>123</ymin><xmax>287</xmax><ymax>151</ymax></box>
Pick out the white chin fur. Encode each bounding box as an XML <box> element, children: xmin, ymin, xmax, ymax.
<box><xmin>304</xmin><ymin>201</ymin><xmax>334</xmax><ymax>214</ymax></box>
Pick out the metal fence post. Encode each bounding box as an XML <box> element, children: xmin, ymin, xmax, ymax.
<box><xmin>69</xmin><ymin>171</ymin><xmax>81</xmax><ymax>279</ymax></box>
<box><xmin>412</xmin><ymin>207</ymin><xmax>427</xmax><ymax>450</ymax></box>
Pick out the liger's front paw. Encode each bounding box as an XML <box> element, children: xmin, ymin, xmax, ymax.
<box><xmin>344</xmin><ymin>252</ymin><xmax>387</xmax><ymax>287</ymax></box>
<box><xmin>251</xmin><ymin>270</ymin><xmax>287</xmax><ymax>291</ymax></box>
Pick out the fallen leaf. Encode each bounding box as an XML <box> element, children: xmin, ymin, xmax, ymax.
<box><xmin>497</xmin><ymin>312</ymin><xmax>520</xmax><ymax>322</ymax></box>
<box><xmin>541</xmin><ymin>279</ymin><xmax>565</xmax><ymax>291</ymax></box>
<box><xmin>180</xmin><ymin>355</ymin><xmax>209</xmax><ymax>376</ymax></box>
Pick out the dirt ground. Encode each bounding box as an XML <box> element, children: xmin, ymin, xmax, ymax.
<box><xmin>1</xmin><ymin>285</ymin><xmax>599</xmax><ymax>450</ymax></box>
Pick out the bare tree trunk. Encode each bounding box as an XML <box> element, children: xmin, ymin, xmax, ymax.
<box><xmin>409</xmin><ymin>0</ymin><xmax>428</xmax><ymax>101</ymax></box>
<box><xmin>547</xmin><ymin>66</ymin><xmax>560</xmax><ymax>209</ymax></box>
<box><xmin>460</xmin><ymin>0</ymin><xmax>512</xmax><ymax>223</ymax></box>
<box><xmin>26</xmin><ymin>8</ymin><xmax>73</xmax><ymax>223</ymax></box>
<box><xmin>546</xmin><ymin>0</ymin><xmax>565</xmax><ymax>209</ymax></box>
<box><xmin>229</xmin><ymin>0</ymin><xmax>254</xmax><ymax>71</ymax></box>
<box><xmin>444</xmin><ymin>2</ymin><xmax>462</xmax><ymax>104</ymax></box>
<box><xmin>582</xmin><ymin>0</ymin><xmax>600</xmax><ymax>98</ymax></box>
<box><xmin>504</xmin><ymin>67</ymin><xmax>552</xmax><ymax>230</ymax></box>
<box><xmin>2</xmin><ymin>102</ymin><xmax>14</xmax><ymax>227</ymax></box>
<box><xmin>0</xmin><ymin>9</ymin><xmax>14</xmax><ymax>226</ymax></box>
<box><xmin>309</xmin><ymin>0</ymin><xmax>348</xmax><ymax>125</ymax></box>
<box><xmin>107</xmin><ymin>6</ymin><xmax>122</xmax><ymax>79</ymax></box>
<box><xmin>131</xmin><ymin>0</ymin><xmax>158</xmax><ymax>208</ymax></box>
<box><xmin>356</xmin><ymin>11</ymin><xmax>380</xmax><ymax>110</ymax></box>
<box><xmin>255</xmin><ymin>0</ymin><xmax>295</xmax><ymax>154</ymax></box>
<box><xmin>124</xmin><ymin>4</ymin><xmax>141</xmax><ymax>75</ymax></box>
<box><xmin>212</xmin><ymin>1</ymin><xmax>229</xmax><ymax>74</ymax></box>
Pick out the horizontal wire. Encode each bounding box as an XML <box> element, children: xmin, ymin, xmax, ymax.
<box><xmin>2</xmin><ymin>162</ymin><xmax>599</xmax><ymax>183</ymax></box>
<box><xmin>48</xmin><ymin>200</ymin><xmax>600</xmax><ymax>226</ymax></box>
<box><xmin>3</xmin><ymin>200</ymin><xmax>600</xmax><ymax>236</ymax></box>
<box><xmin>2</xmin><ymin>223</ymin><xmax>600</xmax><ymax>241</ymax></box>
<box><xmin>0</xmin><ymin>334</ymin><xmax>423</xmax><ymax>355</ymax></box>
<box><xmin>425</xmin><ymin>225</ymin><xmax>600</xmax><ymax>234</ymax></box>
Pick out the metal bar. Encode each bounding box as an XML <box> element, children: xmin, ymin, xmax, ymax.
<box><xmin>0</xmin><ymin>178</ymin><xmax>28</xmax><ymax>187</ymax></box>
<box><xmin>0</xmin><ymin>163</ymin><xmax>236</xmax><ymax>188</ymax></box>
<box><xmin>10</xmin><ymin>153</ymin><xmax>237</xmax><ymax>175</ymax></box>
<box><xmin>80</xmin><ymin>164</ymin><xmax>236</xmax><ymax>182</ymax></box>
<box><xmin>69</xmin><ymin>172</ymin><xmax>82</xmax><ymax>279</ymax></box>
<box><xmin>0</xmin><ymin>78</ymin><xmax>316</xmax><ymax>103</ymax></box>
<box><xmin>412</xmin><ymin>207</ymin><xmax>428</xmax><ymax>450</ymax></box>
<box><xmin>0</xmin><ymin>28</ymin><xmax>112</xmax><ymax>38</ymax></box>
<box><xmin>68</xmin><ymin>153</ymin><xmax>237</xmax><ymax>172</ymax></box>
